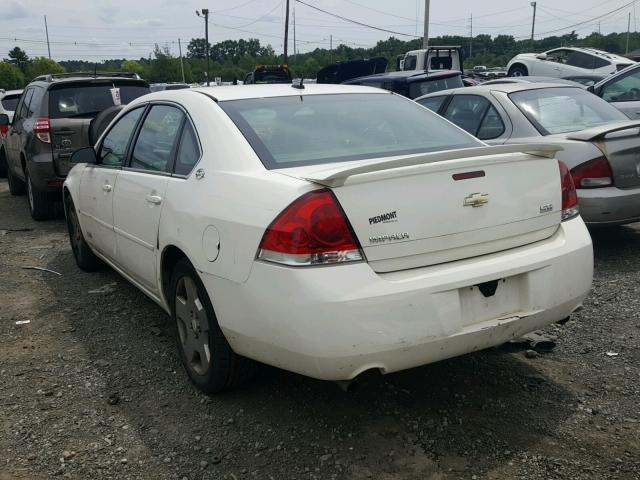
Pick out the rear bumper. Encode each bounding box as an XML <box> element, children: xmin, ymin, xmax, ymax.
<box><xmin>578</xmin><ymin>186</ymin><xmax>640</xmax><ymax>226</ymax></box>
<box><xmin>204</xmin><ymin>217</ymin><xmax>593</xmax><ymax>381</ymax></box>
<box><xmin>26</xmin><ymin>152</ymin><xmax>65</xmax><ymax>193</ymax></box>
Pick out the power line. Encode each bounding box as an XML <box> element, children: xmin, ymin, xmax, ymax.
<box><xmin>294</xmin><ymin>0</ymin><xmax>420</xmax><ymax>38</ymax></box>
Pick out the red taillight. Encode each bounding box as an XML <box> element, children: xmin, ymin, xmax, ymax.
<box><xmin>559</xmin><ymin>160</ymin><xmax>579</xmax><ymax>221</ymax></box>
<box><xmin>0</xmin><ymin>124</ymin><xmax>7</xmax><ymax>136</ymax></box>
<box><xmin>258</xmin><ymin>189</ymin><xmax>363</xmax><ymax>266</ymax></box>
<box><xmin>33</xmin><ymin>117</ymin><xmax>51</xmax><ymax>144</ymax></box>
<box><xmin>570</xmin><ymin>156</ymin><xmax>613</xmax><ymax>189</ymax></box>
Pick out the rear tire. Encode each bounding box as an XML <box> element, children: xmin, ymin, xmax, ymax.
<box><xmin>26</xmin><ymin>168</ymin><xmax>53</xmax><ymax>221</ymax></box>
<box><xmin>6</xmin><ymin>160</ymin><xmax>25</xmax><ymax>196</ymax></box>
<box><xmin>170</xmin><ymin>258</ymin><xmax>255</xmax><ymax>393</ymax></box>
<box><xmin>65</xmin><ymin>195</ymin><xmax>102</xmax><ymax>272</ymax></box>
<box><xmin>508</xmin><ymin>64</ymin><xmax>528</xmax><ymax>77</ymax></box>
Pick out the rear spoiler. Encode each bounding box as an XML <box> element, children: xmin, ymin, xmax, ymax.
<box><xmin>567</xmin><ymin>121</ymin><xmax>640</xmax><ymax>141</ymax></box>
<box><xmin>293</xmin><ymin>144</ymin><xmax>562</xmax><ymax>187</ymax></box>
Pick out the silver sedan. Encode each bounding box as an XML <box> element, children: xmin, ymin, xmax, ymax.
<box><xmin>416</xmin><ymin>83</ymin><xmax>640</xmax><ymax>226</ymax></box>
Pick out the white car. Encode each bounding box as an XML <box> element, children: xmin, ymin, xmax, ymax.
<box><xmin>0</xmin><ymin>88</ymin><xmax>23</xmax><ymax>176</ymax></box>
<box><xmin>507</xmin><ymin>47</ymin><xmax>633</xmax><ymax>78</ymax></box>
<box><xmin>63</xmin><ymin>84</ymin><xmax>593</xmax><ymax>393</ymax></box>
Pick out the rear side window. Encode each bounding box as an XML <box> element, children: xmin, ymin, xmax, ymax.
<box><xmin>27</xmin><ymin>87</ymin><xmax>44</xmax><ymax>118</ymax></box>
<box><xmin>174</xmin><ymin>122</ymin><xmax>200</xmax><ymax>175</ymax></box>
<box><xmin>16</xmin><ymin>89</ymin><xmax>34</xmax><ymax>120</ymax></box>
<box><xmin>98</xmin><ymin>107</ymin><xmax>144</xmax><ymax>166</ymax></box>
<box><xmin>443</xmin><ymin>95</ymin><xmax>505</xmax><ymax>140</ymax></box>
<box><xmin>48</xmin><ymin>83</ymin><xmax>149</xmax><ymax>119</ymax></box>
<box><xmin>219</xmin><ymin>93</ymin><xmax>481</xmax><ymax>169</ymax></box>
<box><xmin>416</xmin><ymin>95</ymin><xmax>447</xmax><ymax>112</ymax></box>
<box><xmin>130</xmin><ymin>105</ymin><xmax>184</xmax><ymax>173</ymax></box>
<box><xmin>1</xmin><ymin>94</ymin><xmax>21</xmax><ymax>111</ymax></box>
<box><xmin>408</xmin><ymin>76</ymin><xmax>464</xmax><ymax>99</ymax></box>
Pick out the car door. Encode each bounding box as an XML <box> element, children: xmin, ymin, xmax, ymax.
<box><xmin>440</xmin><ymin>94</ymin><xmax>509</xmax><ymax>144</ymax></box>
<box><xmin>112</xmin><ymin>103</ymin><xmax>185</xmax><ymax>293</ymax></box>
<box><xmin>5</xmin><ymin>88</ymin><xmax>33</xmax><ymax>175</ymax></box>
<box><xmin>79</xmin><ymin>106</ymin><xmax>145</xmax><ymax>260</ymax></box>
<box><xmin>599</xmin><ymin>67</ymin><xmax>640</xmax><ymax>119</ymax></box>
<box><xmin>535</xmin><ymin>49</ymin><xmax>569</xmax><ymax>77</ymax></box>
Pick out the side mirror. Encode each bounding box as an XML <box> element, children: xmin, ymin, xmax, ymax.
<box><xmin>71</xmin><ymin>147</ymin><xmax>97</xmax><ymax>164</ymax></box>
<box><xmin>0</xmin><ymin>114</ymin><xmax>10</xmax><ymax>126</ymax></box>
<box><xmin>535</xmin><ymin>53</ymin><xmax>548</xmax><ymax>60</ymax></box>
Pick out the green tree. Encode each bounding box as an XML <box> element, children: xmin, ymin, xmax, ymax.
<box><xmin>122</xmin><ymin>59</ymin><xmax>147</xmax><ymax>77</ymax></box>
<box><xmin>26</xmin><ymin>57</ymin><xmax>65</xmax><ymax>81</ymax></box>
<box><xmin>7</xmin><ymin>46</ymin><xmax>29</xmax><ymax>72</ymax></box>
<box><xmin>0</xmin><ymin>62</ymin><xmax>25</xmax><ymax>89</ymax></box>
<box><xmin>149</xmin><ymin>45</ymin><xmax>181</xmax><ymax>82</ymax></box>
<box><xmin>186</xmin><ymin>38</ymin><xmax>210</xmax><ymax>59</ymax></box>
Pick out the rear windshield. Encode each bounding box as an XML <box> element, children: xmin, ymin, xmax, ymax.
<box><xmin>253</xmin><ymin>69</ymin><xmax>291</xmax><ymax>84</ymax></box>
<box><xmin>408</xmin><ymin>75</ymin><xmax>463</xmax><ymax>99</ymax></box>
<box><xmin>1</xmin><ymin>94</ymin><xmax>21</xmax><ymax>111</ymax></box>
<box><xmin>509</xmin><ymin>87</ymin><xmax>627</xmax><ymax>135</ymax></box>
<box><xmin>219</xmin><ymin>93</ymin><xmax>481</xmax><ymax>169</ymax></box>
<box><xmin>48</xmin><ymin>83</ymin><xmax>149</xmax><ymax>119</ymax></box>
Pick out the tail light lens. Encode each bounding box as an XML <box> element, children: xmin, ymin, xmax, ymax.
<box><xmin>0</xmin><ymin>124</ymin><xmax>7</xmax><ymax>136</ymax></box>
<box><xmin>570</xmin><ymin>156</ymin><xmax>613</xmax><ymax>188</ymax></box>
<box><xmin>33</xmin><ymin>117</ymin><xmax>51</xmax><ymax>144</ymax></box>
<box><xmin>559</xmin><ymin>160</ymin><xmax>579</xmax><ymax>221</ymax></box>
<box><xmin>257</xmin><ymin>189</ymin><xmax>364</xmax><ymax>266</ymax></box>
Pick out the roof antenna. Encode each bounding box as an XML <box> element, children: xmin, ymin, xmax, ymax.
<box><xmin>292</xmin><ymin>77</ymin><xmax>304</xmax><ymax>89</ymax></box>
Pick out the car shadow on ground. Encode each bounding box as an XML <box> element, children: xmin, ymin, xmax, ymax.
<box><xmin>41</xmin><ymin>243</ymin><xmax>581</xmax><ymax>478</ymax></box>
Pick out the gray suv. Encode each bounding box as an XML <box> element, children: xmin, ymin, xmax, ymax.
<box><xmin>0</xmin><ymin>73</ymin><xmax>149</xmax><ymax>220</ymax></box>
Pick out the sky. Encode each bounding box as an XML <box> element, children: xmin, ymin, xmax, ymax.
<box><xmin>0</xmin><ymin>0</ymin><xmax>637</xmax><ymax>61</ymax></box>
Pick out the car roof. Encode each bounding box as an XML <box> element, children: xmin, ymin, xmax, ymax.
<box><xmin>346</xmin><ymin>69</ymin><xmax>461</xmax><ymax>83</ymax></box>
<box><xmin>415</xmin><ymin>82</ymin><xmax>581</xmax><ymax>101</ymax></box>
<box><xmin>483</xmin><ymin>76</ymin><xmax>582</xmax><ymax>86</ymax></box>
<box><xmin>189</xmin><ymin>83</ymin><xmax>389</xmax><ymax>101</ymax></box>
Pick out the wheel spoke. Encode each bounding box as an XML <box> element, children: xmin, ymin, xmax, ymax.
<box><xmin>175</xmin><ymin>295</ymin><xmax>190</xmax><ymax>323</ymax></box>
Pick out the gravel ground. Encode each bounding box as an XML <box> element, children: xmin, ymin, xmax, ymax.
<box><xmin>0</xmin><ymin>178</ymin><xmax>638</xmax><ymax>480</ymax></box>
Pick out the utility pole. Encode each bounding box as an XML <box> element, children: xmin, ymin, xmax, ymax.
<box><xmin>196</xmin><ymin>9</ymin><xmax>210</xmax><ymax>86</ymax></box>
<box><xmin>469</xmin><ymin>13</ymin><xmax>473</xmax><ymax>58</ymax></box>
<box><xmin>627</xmin><ymin>12</ymin><xmax>631</xmax><ymax>54</ymax></box>
<box><xmin>178</xmin><ymin>38</ymin><xmax>185</xmax><ymax>83</ymax></box>
<box><xmin>422</xmin><ymin>0</ymin><xmax>430</xmax><ymax>49</ymax></box>
<box><xmin>530</xmin><ymin>2</ymin><xmax>537</xmax><ymax>51</ymax></box>
<box><xmin>284</xmin><ymin>0</ymin><xmax>290</xmax><ymax>64</ymax></box>
<box><xmin>44</xmin><ymin>15</ymin><xmax>51</xmax><ymax>59</ymax></box>
<box><xmin>330</xmin><ymin>34</ymin><xmax>333</xmax><ymax>62</ymax></box>
<box><xmin>293</xmin><ymin>5</ymin><xmax>296</xmax><ymax>60</ymax></box>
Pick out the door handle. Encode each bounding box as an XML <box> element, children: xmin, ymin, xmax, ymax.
<box><xmin>102</xmin><ymin>184</ymin><xmax>113</xmax><ymax>192</ymax></box>
<box><xmin>145</xmin><ymin>194</ymin><xmax>162</xmax><ymax>205</ymax></box>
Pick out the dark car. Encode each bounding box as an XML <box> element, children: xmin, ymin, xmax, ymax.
<box><xmin>317</xmin><ymin>57</ymin><xmax>388</xmax><ymax>84</ymax></box>
<box><xmin>244</xmin><ymin>65</ymin><xmax>292</xmax><ymax>85</ymax></box>
<box><xmin>342</xmin><ymin>70</ymin><xmax>464</xmax><ymax>99</ymax></box>
<box><xmin>0</xmin><ymin>72</ymin><xmax>150</xmax><ymax>220</ymax></box>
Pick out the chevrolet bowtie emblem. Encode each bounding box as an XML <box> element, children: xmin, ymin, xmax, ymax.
<box><xmin>463</xmin><ymin>192</ymin><xmax>489</xmax><ymax>207</ymax></box>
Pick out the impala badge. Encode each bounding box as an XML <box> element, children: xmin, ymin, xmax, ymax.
<box><xmin>463</xmin><ymin>192</ymin><xmax>489</xmax><ymax>208</ymax></box>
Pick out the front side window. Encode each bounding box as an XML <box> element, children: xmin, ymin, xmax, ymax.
<box><xmin>602</xmin><ymin>70</ymin><xmax>640</xmax><ymax>102</ymax></box>
<box><xmin>219</xmin><ymin>93</ymin><xmax>481</xmax><ymax>169</ymax></box>
<box><xmin>130</xmin><ymin>105</ymin><xmax>184</xmax><ymax>173</ymax></box>
<box><xmin>403</xmin><ymin>55</ymin><xmax>417</xmax><ymax>70</ymax></box>
<box><xmin>510</xmin><ymin>87</ymin><xmax>627</xmax><ymax>135</ymax></box>
<box><xmin>98</xmin><ymin>107</ymin><xmax>144</xmax><ymax>166</ymax></box>
<box><xmin>546</xmin><ymin>49</ymin><xmax>570</xmax><ymax>64</ymax></box>
<box><xmin>408</xmin><ymin>75</ymin><xmax>464</xmax><ymax>99</ymax></box>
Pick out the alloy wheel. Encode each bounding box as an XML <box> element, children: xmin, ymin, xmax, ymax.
<box><xmin>175</xmin><ymin>276</ymin><xmax>211</xmax><ymax>376</ymax></box>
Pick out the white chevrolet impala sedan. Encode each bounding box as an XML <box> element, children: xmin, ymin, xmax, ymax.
<box><xmin>63</xmin><ymin>84</ymin><xmax>593</xmax><ymax>392</ymax></box>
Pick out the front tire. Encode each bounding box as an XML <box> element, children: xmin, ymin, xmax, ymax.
<box><xmin>170</xmin><ymin>258</ymin><xmax>254</xmax><ymax>393</ymax></box>
<box><xmin>508</xmin><ymin>64</ymin><xmax>528</xmax><ymax>77</ymax></box>
<box><xmin>65</xmin><ymin>196</ymin><xmax>102</xmax><ymax>271</ymax></box>
<box><xmin>26</xmin><ymin>168</ymin><xmax>53</xmax><ymax>221</ymax></box>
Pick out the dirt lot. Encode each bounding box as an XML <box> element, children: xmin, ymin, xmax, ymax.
<box><xmin>0</xmin><ymin>178</ymin><xmax>638</xmax><ymax>480</ymax></box>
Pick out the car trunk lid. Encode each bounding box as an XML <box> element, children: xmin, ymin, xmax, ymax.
<box><xmin>278</xmin><ymin>144</ymin><xmax>563</xmax><ymax>272</ymax></box>
<box><xmin>566</xmin><ymin>120</ymin><xmax>640</xmax><ymax>188</ymax></box>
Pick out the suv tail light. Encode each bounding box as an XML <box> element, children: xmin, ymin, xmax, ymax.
<box><xmin>257</xmin><ymin>189</ymin><xmax>364</xmax><ymax>266</ymax></box>
<box><xmin>559</xmin><ymin>160</ymin><xmax>579</xmax><ymax>221</ymax></box>
<box><xmin>0</xmin><ymin>124</ymin><xmax>8</xmax><ymax>136</ymax></box>
<box><xmin>570</xmin><ymin>156</ymin><xmax>613</xmax><ymax>188</ymax></box>
<box><xmin>33</xmin><ymin>117</ymin><xmax>51</xmax><ymax>144</ymax></box>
